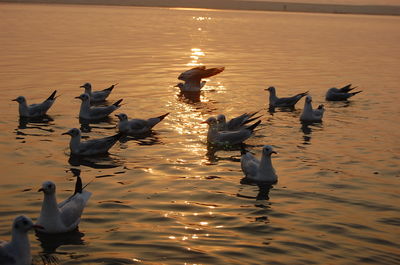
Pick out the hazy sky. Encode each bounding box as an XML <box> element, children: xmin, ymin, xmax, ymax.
<box><xmin>250</xmin><ymin>0</ymin><xmax>400</xmax><ymax>6</ymax></box>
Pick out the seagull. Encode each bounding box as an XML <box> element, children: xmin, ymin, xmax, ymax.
<box><xmin>241</xmin><ymin>145</ymin><xmax>278</xmax><ymax>183</ymax></box>
<box><xmin>12</xmin><ymin>90</ymin><xmax>57</xmax><ymax>118</ymax></box>
<box><xmin>216</xmin><ymin>112</ymin><xmax>261</xmax><ymax>131</ymax></box>
<box><xmin>300</xmin><ymin>95</ymin><xmax>325</xmax><ymax>123</ymax></box>
<box><xmin>0</xmin><ymin>216</ymin><xmax>42</xmax><ymax>265</ymax></box>
<box><xmin>36</xmin><ymin>172</ymin><xmax>92</xmax><ymax>234</ymax></box>
<box><xmin>325</xmin><ymin>84</ymin><xmax>362</xmax><ymax>101</ymax></box>
<box><xmin>115</xmin><ymin>112</ymin><xmax>169</xmax><ymax>135</ymax></box>
<box><xmin>62</xmin><ymin>128</ymin><xmax>122</xmax><ymax>156</ymax></box>
<box><xmin>204</xmin><ymin>116</ymin><xmax>261</xmax><ymax>146</ymax></box>
<box><xmin>176</xmin><ymin>66</ymin><xmax>225</xmax><ymax>92</ymax></box>
<box><xmin>265</xmin><ymin>86</ymin><xmax>308</xmax><ymax>108</ymax></box>
<box><xmin>80</xmin><ymin>82</ymin><xmax>118</xmax><ymax>103</ymax></box>
<box><xmin>76</xmin><ymin>93</ymin><xmax>123</xmax><ymax>120</ymax></box>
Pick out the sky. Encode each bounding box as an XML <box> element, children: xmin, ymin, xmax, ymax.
<box><xmin>250</xmin><ymin>0</ymin><xmax>400</xmax><ymax>6</ymax></box>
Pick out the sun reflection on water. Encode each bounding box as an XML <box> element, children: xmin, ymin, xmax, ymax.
<box><xmin>187</xmin><ymin>48</ymin><xmax>205</xmax><ymax>67</ymax></box>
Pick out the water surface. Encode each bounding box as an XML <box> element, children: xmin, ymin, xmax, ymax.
<box><xmin>0</xmin><ymin>3</ymin><xmax>399</xmax><ymax>265</ymax></box>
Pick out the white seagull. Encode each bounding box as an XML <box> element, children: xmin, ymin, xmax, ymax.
<box><xmin>115</xmin><ymin>112</ymin><xmax>169</xmax><ymax>135</ymax></box>
<box><xmin>80</xmin><ymin>82</ymin><xmax>118</xmax><ymax>103</ymax></box>
<box><xmin>216</xmin><ymin>111</ymin><xmax>261</xmax><ymax>131</ymax></box>
<box><xmin>300</xmin><ymin>95</ymin><xmax>325</xmax><ymax>123</ymax></box>
<box><xmin>62</xmin><ymin>128</ymin><xmax>122</xmax><ymax>156</ymax></box>
<box><xmin>241</xmin><ymin>145</ymin><xmax>278</xmax><ymax>183</ymax></box>
<box><xmin>36</xmin><ymin>173</ymin><xmax>92</xmax><ymax>234</ymax></box>
<box><xmin>12</xmin><ymin>90</ymin><xmax>58</xmax><ymax>118</ymax></box>
<box><xmin>325</xmin><ymin>84</ymin><xmax>362</xmax><ymax>101</ymax></box>
<box><xmin>0</xmin><ymin>216</ymin><xmax>42</xmax><ymax>265</ymax></box>
<box><xmin>76</xmin><ymin>93</ymin><xmax>123</xmax><ymax>120</ymax></box>
<box><xmin>176</xmin><ymin>66</ymin><xmax>225</xmax><ymax>92</ymax></box>
<box><xmin>265</xmin><ymin>86</ymin><xmax>308</xmax><ymax>108</ymax></box>
<box><xmin>204</xmin><ymin>116</ymin><xmax>261</xmax><ymax>146</ymax></box>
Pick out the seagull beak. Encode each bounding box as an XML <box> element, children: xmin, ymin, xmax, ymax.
<box><xmin>33</xmin><ymin>224</ymin><xmax>44</xmax><ymax>230</ymax></box>
<box><xmin>11</xmin><ymin>98</ymin><xmax>17</xmax><ymax>101</ymax></box>
<box><xmin>74</xmin><ymin>96</ymin><xmax>81</xmax><ymax>99</ymax></box>
<box><xmin>38</xmin><ymin>188</ymin><xmax>44</xmax><ymax>192</ymax></box>
<box><xmin>271</xmin><ymin>151</ymin><xmax>277</xmax><ymax>154</ymax></box>
<box><xmin>79</xmin><ymin>85</ymin><xmax>85</xmax><ymax>88</ymax></box>
<box><xmin>201</xmin><ymin>121</ymin><xmax>208</xmax><ymax>124</ymax></box>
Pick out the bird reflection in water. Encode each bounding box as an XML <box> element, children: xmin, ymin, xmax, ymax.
<box><xmin>238</xmin><ymin>179</ymin><xmax>273</xmax><ymax>201</ymax></box>
<box><xmin>205</xmin><ymin>143</ymin><xmax>244</xmax><ymax>164</ymax></box>
<box><xmin>35</xmin><ymin>228</ymin><xmax>85</xmax><ymax>256</ymax></box>
<box><xmin>68</xmin><ymin>154</ymin><xmax>123</xmax><ymax>169</ymax></box>
<box><xmin>16</xmin><ymin>116</ymin><xmax>55</xmax><ymax>134</ymax></box>
<box><xmin>177</xmin><ymin>91</ymin><xmax>202</xmax><ymax>103</ymax></box>
<box><xmin>119</xmin><ymin>131</ymin><xmax>161</xmax><ymax>145</ymax></box>
<box><xmin>79</xmin><ymin>117</ymin><xmax>116</xmax><ymax>133</ymax></box>
<box><xmin>300</xmin><ymin>122</ymin><xmax>323</xmax><ymax>145</ymax></box>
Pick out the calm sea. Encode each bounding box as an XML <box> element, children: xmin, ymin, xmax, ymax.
<box><xmin>0</xmin><ymin>3</ymin><xmax>399</xmax><ymax>264</ymax></box>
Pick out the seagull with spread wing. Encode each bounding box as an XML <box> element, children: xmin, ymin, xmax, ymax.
<box><xmin>175</xmin><ymin>66</ymin><xmax>225</xmax><ymax>92</ymax></box>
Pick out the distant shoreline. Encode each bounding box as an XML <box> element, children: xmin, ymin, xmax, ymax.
<box><xmin>1</xmin><ymin>0</ymin><xmax>400</xmax><ymax>16</ymax></box>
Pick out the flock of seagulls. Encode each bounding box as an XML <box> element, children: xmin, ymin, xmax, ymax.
<box><xmin>3</xmin><ymin>65</ymin><xmax>363</xmax><ymax>264</ymax></box>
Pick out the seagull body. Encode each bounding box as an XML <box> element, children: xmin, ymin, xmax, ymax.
<box><xmin>300</xmin><ymin>96</ymin><xmax>325</xmax><ymax>123</ymax></box>
<box><xmin>12</xmin><ymin>90</ymin><xmax>57</xmax><ymax>118</ymax></box>
<box><xmin>325</xmin><ymin>84</ymin><xmax>362</xmax><ymax>101</ymax></box>
<box><xmin>116</xmin><ymin>112</ymin><xmax>169</xmax><ymax>135</ymax></box>
<box><xmin>80</xmin><ymin>82</ymin><xmax>117</xmax><ymax>103</ymax></box>
<box><xmin>176</xmin><ymin>66</ymin><xmax>224</xmax><ymax>92</ymax></box>
<box><xmin>204</xmin><ymin>117</ymin><xmax>261</xmax><ymax>146</ymax></box>
<box><xmin>216</xmin><ymin>111</ymin><xmax>261</xmax><ymax>131</ymax></box>
<box><xmin>36</xmin><ymin>175</ymin><xmax>91</xmax><ymax>234</ymax></box>
<box><xmin>266</xmin><ymin>86</ymin><xmax>308</xmax><ymax>108</ymax></box>
<box><xmin>76</xmin><ymin>93</ymin><xmax>122</xmax><ymax>120</ymax></box>
<box><xmin>241</xmin><ymin>145</ymin><xmax>278</xmax><ymax>183</ymax></box>
<box><xmin>0</xmin><ymin>216</ymin><xmax>41</xmax><ymax>265</ymax></box>
<box><xmin>62</xmin><ymin>128</ymin><xmax>122</xmax><ymax>156</ymax></box>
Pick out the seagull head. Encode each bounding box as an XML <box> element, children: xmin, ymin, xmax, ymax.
<box><xmin>115</xmin><ymin>113</ymin><xmax>128</xmax><ymax>121</ymax></box>
<box><xmin>13</xmin><ymin>216</ymin><xmax>42</xmax><ymax>233</ymax></box>
<box><xmin>75</xmin><ymin>93</ymin><xmax>90</xmax><ymax>102</ymax></box>
<box><xmin>174</xmin><ymin>83</ymin><xmax>184</xmax><ymax>89</ymax></box>
<box><xmin>305</xmin><ymin>95</ymin><xmax>312</xmax><ymax>103</ymax></box>
<box><xmin>262</xmin><ymin>145</ymin><xmax>277</xmax><ymax>156</ymax></box>
<box><xmin>265</xmin><ymin>86</ymin><xmax>276</xmax><ymax>93</ymax></box>
<box><xmin>12</xmin><ymin>96</ymin><xmax>26</xmax><ymax>103</ymax></box>
<box><xmin>202</xmin><ymin>117</ymin><xmax>218</xmax><ymax>126</ymax></box>
<box><xmin>317</xmin><ymin>104</ymin><xmax>325</xmax><ymax>110</ymax></box>
<box><xmin>80</xmin><ymin>82</ymin><xmax>92</xmax><ymax>89</ymax></box>
<box><xmin>62</xmin><ymin>128</ymin><xmax>81</xmax><ymax>137</ymax></box>
<box><xmin>38</xmin><ymin>181</ymin><xmax>56</xmax><ymax>195</ymax></box>
<box><xmin>216</xmin><ymin>114</ymin><xmax>226</xmax><ymax>124</ymax></box>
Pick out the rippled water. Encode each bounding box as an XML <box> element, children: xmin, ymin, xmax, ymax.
<box><xmin>0</xmin><ymin>3</ymin><xmax>399</xmax><ymax>265</ymax></box>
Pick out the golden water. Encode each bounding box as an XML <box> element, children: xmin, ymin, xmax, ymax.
<box><xmin>0</xmin><ymin>3</ymin><xmax>399</xmax><ymax>264</ymax></box>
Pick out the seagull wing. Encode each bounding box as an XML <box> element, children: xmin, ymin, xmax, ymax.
<box><xmin>0</xmin><ymin>245</ymin><xmax>16</xmax><ymax>265</ymax></box>
<box><xmin>59</xmin><ymin>192</ymin><xmax>91</xmax><ymax>229</ymax></box>
<box><xmin>226</xmin><ymin>113</ymin><xmax>249</xmax><ymax>130</ymax></box>
<box><xmin>339</xmin><ymin>84</ymin><xmax>354</xmax><ymax>93</ymax></box>
<box><xmin>178</xmin><ymin>66</ymin><xmax>224</xmax><ymax>81</ymax></box>
<box><xmin>78</xmin><ymin>134</ymin><xmax>121</xmax><ymax>155</ymax></box>
<box><xmin>128</xmin><ymin>119</ymin><xmax>148</xmax><ymax>130</ymax></box>
<box><xmin>28</xmin><ymin>101</ymin><xmax>53</xmax><ymax>116</ymax></box>
<box><xmin>88</xmin><ymin>105</ymin><xmax>117</xmax><ymax>118</ymax></box>
<box><xmin>274</xmin><ymin>92</ymin><xmax>308</xmax><ymax>107</ymax></box>
<box><xmin>328</xmin><ymin>91</ymin><xmax>353</xmax><ymax>101</ymax></box>
<box><xmin>241</xmin><ymin>153</ymin><xmax>260</xmax><ymax>178</ymax></box>
<box><xmin>215</xmin><ymin>129</ymin><xmax>252</xmax><ymax>145</ymax></box>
